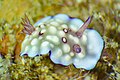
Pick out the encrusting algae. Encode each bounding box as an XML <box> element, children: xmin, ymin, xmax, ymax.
<box><xmin>0</xmin><ymin>0</ymin><xmax>120</xmax><ymax>80</ymax></box>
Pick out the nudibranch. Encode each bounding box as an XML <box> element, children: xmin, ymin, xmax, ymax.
<box><xmin>20</xmin><ymin>14</ymin><xmax>104</xmax><ymax>70</ymax></box>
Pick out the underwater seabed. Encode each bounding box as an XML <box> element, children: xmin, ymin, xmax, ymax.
<box><xmin>0</xmin><ymin>0</ymin><xmax>120</xmax><ymax>80</ymax></box>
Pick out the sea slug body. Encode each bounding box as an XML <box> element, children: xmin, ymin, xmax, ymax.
<box><xmin>20</xmin><ymin>14</ymin><xmax>104</xmax><ymax>70</ymax></box>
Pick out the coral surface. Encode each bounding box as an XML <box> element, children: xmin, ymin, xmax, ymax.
<box><xmin>0</xmin><ymin>0</ymin><xmax>120</xmax><ymax>80</ymax></box>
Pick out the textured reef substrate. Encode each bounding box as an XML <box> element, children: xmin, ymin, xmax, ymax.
<box><xmin>0</xmin><ymin>0</ymin><xmax>120</xmax><ymax>80</ymax></box>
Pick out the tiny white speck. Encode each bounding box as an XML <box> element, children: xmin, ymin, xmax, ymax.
<box><xmin>62</xmin><ymin>37</ymin><xmax>67</xmax><ymax>43</ymax></box>
<box><xmin>63</xmin><ymin>28</ymin><xmax>68</xmax><ymax>33</ymax></box>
